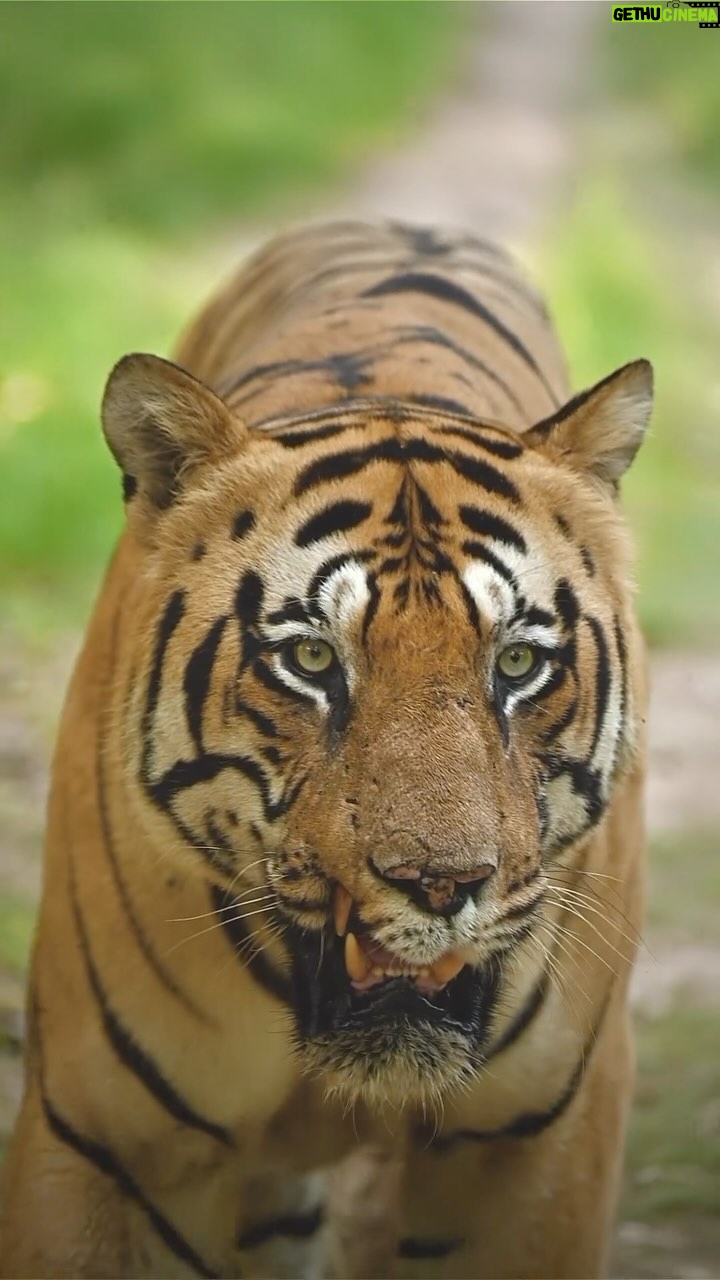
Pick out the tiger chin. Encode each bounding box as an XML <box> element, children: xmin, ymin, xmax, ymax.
<box><xmin>0</xmin><ymin>221</ymin><xmax>651</xmax><ymax>1280</ymax></box>
<box><xmin>286</xmin><ymin>902</ymin><xmax>505</xmax><ymax>1110</ymax></box>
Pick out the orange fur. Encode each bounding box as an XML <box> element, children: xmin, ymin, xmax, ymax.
<box><xmin>0</xmin><ymin>222</ymin><xmax>651</xmax><ymax>1278</ymax></box>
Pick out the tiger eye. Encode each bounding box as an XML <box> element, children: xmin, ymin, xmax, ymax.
<box><xmin>293</xmin><ymin>638</ymin><xmax>335</xmax><ymax>675</ymax></box>
<box><xmin>497</xmin><ymin>642</ymin><xmax>536</xmax><ymax>681</ymax></box>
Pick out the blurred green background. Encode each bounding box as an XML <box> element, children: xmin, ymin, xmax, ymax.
<box><xmin>1</xmin><ymin>4</ymin><xmax>718</xmax><ymax>1276</ymax></box>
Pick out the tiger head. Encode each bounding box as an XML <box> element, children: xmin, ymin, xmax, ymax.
<box><xmin>102</xmin><ymin>353</ymin><xmax>651</xmax><ymax>1108</ymax></box>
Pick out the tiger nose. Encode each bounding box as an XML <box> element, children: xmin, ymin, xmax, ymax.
<box><xmin>369</xmin><ymin>859</ymin><xmax>497</xmax><ymax>916</ymax></box>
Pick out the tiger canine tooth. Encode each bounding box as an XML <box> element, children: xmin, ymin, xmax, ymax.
<box><xmin>430</xmin><ymin>952</ymin><xmax>465</xmax><ymax>985</ymax></box>
<box><xmin>345</xmin><ymin>932</ymin><xmax>371</xmax><ymax>981</ymax></box>
<box><xmin>333</xmin><ymin>884</ymin><xmax>352</xmax><ymax>936</ymax></box>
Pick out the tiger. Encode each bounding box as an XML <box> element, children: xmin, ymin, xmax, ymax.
<box><xmin>0</xmin><ymin>220</ymin><xmax>651</xmax><ymax>1280</ymax></box>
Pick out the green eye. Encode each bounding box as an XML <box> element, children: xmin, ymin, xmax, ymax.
<box><xmin>497</xmin><ymin>642</ymin><xmax>537</xmax><ymax>682</ymax></box>
<box><xmin>292</xmin><ymin>638</ymin><xmax>335</xmax><ymax>676</ymax></box>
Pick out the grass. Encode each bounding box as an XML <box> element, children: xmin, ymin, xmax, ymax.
<box><xmin>0</xmin><ymin>3</ymin><xmax>461</xmax><ymax>237</ymax></box>
<box><xmin>623</xmin><ymin>1006</ymin><xmax>720</xmax><ymax>1222</ymax></box>
<box><xmin>538</xmin><ymin>180</ymin><xmax>720</xmax><ymax>648</ymax></box>
<box><xmin>615</xmin><ymin>827</ymin><xmax>720</xmax><ymax>1243</ymax></box>
<box><xmin>0</xmin><ymin>2</ymin><xmax>462</xmax><ymax>622</ymax></box>
<box><xmin>647</xmin><ymin>828</ymin><xmax>720</xmax><ymax>943</ymax></box>
<box><xmin>0</xmin><ymin>898</ymin><xmax>35</xmax><ymax>977</ymax></box>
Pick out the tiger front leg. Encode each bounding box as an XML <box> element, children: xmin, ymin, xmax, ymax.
<box><xmin>393</xmin><ymin>1017</ymin><xmax>632</xmax><ymax>1280</ymax></box>
<box><xmin>0</xmin><ymin>1082</ymin><xmax>197</xmax><ymax>1280</ymax></box>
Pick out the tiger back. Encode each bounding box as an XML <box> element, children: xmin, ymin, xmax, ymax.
<box><xmin>0</xmin><ymin>221</ymin><xmax>651</xmax><ymax>1280</ymax></box>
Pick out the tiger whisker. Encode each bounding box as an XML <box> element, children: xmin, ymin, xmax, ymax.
<box><xmin>531</xmin><ymin>925</ymin><xmax>589</xmax><ymax>1030</ymax></box>
<box><xmin>167</xmin><ymin>894</ymin><xmax>276</xmax><ymax>925</ymax></box>
<box><xmin>544</xmin><ymin>885</ymin><xmax>644</xmax><ymax>958</ymax></box>
<box><xmin>548</xmin><ymin>919</ymin><xmax>621</xmax><ymax>978</ymax></box>
<box><xmin>220</xmin><ymin>856</ymin><xmax>273</xmax><ymax>901</ymax></box>
<box><xmin>533</xmin><ymin>919</ymin><xmax>592</xmax><ymax>1007</ymax></box>
<box><xmin>165</xmin><ymin>903</ymin><xmax>277</xmax><ymax>953</ymax></box>
<box><xmin>546</xmin><ymin>868</ymin><xmax>643</xmax><ymax>933</ymax></box>
<box><xmin>530</xmin><ymin>921</ymin><xmax>591</xmax><ymax>1029</ymax></box>
<box><xmin>551</xmin><ymin>866</ymin><xmax>625</xmax><ymax>885</ymax></box>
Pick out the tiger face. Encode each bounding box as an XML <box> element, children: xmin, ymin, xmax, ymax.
<box><xmin>103</xmin><ymin>352</ymin><xmax>651</xmax><ymax>1107</ymax></box>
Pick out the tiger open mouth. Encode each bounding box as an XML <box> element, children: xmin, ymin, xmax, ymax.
<box><xmin>284</xmin><ymin>884</ymin><xmax>502</xmax><ymax>1100</ymax></box>
<box><xmin>332</xmin><ymin>883</ymin><xmax>467</xmax><ymax>995</ymax></box>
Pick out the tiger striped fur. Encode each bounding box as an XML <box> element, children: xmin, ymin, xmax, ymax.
<box><xmin>0</xmin><ymin>221</ymin><xmax>652</xmax><ymax>1279</ymax></box>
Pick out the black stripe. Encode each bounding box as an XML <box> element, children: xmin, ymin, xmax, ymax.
<box><xmin>462</xmin><ymin>541</ymin><xmax>517</xmax><ymax>587</ymax></box>
<box><xmin>436</xmin><ymin>424</ymin><xmax>523</xmax><ymax>459</ymax></box>
<box><xmin>523</xmin><ymin>605</ymin><xmax>556</xmax><ymax>629</ymax></box>
<box><xmin>205</xmin><ymin>813</ymin><xmax>235</xmax><ymax>857</ymax></box>
<box><xmin>69</xmin><ymin>863</ymin><xmax>232</xmax><ymax>1147</ymax></box>
<box><xmin>406</xmin><ymin>392</ymin><xmax>473</xmax><ymax>418</ymax></box>
<box><xmin>295</xmin><ymin>441</ymin><xmax>390</xmax><ymax>494</ymax></box>
<box><xmin>393</xmin><ymin>223</ymin><xmax>453</xmax><ymax>256</ymax></box>
<box><xmin>362</xmin><ymin>272</ymin><xmax>559</xmax><ymax>402</ymax></box>
<box><xmin>41</xmin><ymin>1092</ymin><xmax>219</xmax><ymax>1278</ymax></box>
<box><xmin>96</xmin><ymin>746</ymin><xmax>209</xmax><ymax>1023</ymax></box>
<box><xmin>554</xmin><ymin>579</ymin><xmax>580</xmax><ymax>632</ymax></box>
<box><xmin>393</xmin><ymin>324</ymin><xmax>527</xmax><ymax>418</ymax></box>
<box><xmin>235</xmin><ymin>697</ymin><xmax>281</xmax><ymax>739</ymax></box>
<box><xmin>122</xmin><ymin>472</ymin><xmax>137</xmax><ymax>501</ymax></box>
<box><xmin>141</xmin><ymin>591</ymin><xmax>185</xmax><ymax>781</ymax></box>
<box><xmin>295</xmin><ymin>436</ymin><xmax>520</xmax><ymax>502</ymax></box>
<box><xmin>152</xmin><ymin>750</ymin><xmax>291</xmax><ymax>823</ymax></box>
<box><xmin>541</xmin><ymin>695</ymin><xmax>579</xmax><ymax>745</ymax></box>
<box><xmin>458</xmin><ymin>579</ymin><xmax>482</xmax><ymax>633</ymax></box>
<box><xmin>585</xmin><ymin>615</ymin><xmax>611</xmax><ymax>758</ymax></box>
<box><xmin>485</xmin><ymin>967</ymin><xmax>550</xmax><ymax>1061</ymax></box>
<box><xmin>220</xmin><ymin>355</ymin><xmax>309</xmax><ymax>398</ymax></box>
<box><xmin>432</xmin><ymin>989</ymin><xmax>611</xmax><ymax>1150</ymax></box>
<box><xmin>500</xmin><ymin>891</ymin><xmax>544</xmax><ymax>922</ymax></box>
<box><xmin>225</xmin><ymin>349</ymin><xmax>374</xmax><ymax>407</ymax></box>
<box><xmin>614</xmin><ymin>614</ymin><xmax>628</xmax><ymax>733</ymax></box>
<box><xmin>235</xmin><ymin>571</ymin><xmax>265</xmax><ymax>628</ymax></box>
<box><xmin>273</xmin><ymin>888</ymin><xmax>328</xmax><ymax>915</ymax></box>
<box><xmin>252</xmin><ymin>657</ymin><xmax>313</xmax><ymax>706</ymax></box>
<box><xmin>529</xmin><ymin>665</ymin><xmax>567</xmax><ymax>704</ymax></box>
<box><xmin>459</xmin><ymin>506</ymin><xmax>527</xmax><ymax>553</ymax></box>
<box><xmin>361</xmin><ymin>572</ymin><xmax>381</xmax><ymax>645</ymax></box>
<box><xmin>269</xmin><ymin>423</ymin><xmax>348</xmax><ymax>448</ymax></box>
<box><xmin>307</xmin><ymin>550</ymin><xmax>374</xmax><ymax>603</ymax></box>
<box><xmin>265</xmin><ymin>599</ymin><xmax>313</xmax><ymax>627</ymax></box>
<box><xmin>232</xmin><ymin>509</ymin><xmax>256</xmax><ymax>539</ymax></box>
<box><xmin>448</xmin><ymin>450</ymin><xmax>520</xmax><ymax>501</ymax></box>
<box><xmin>238</xmin><ymin>1205</ymin><xmax>323</xmax><ymax>1250</ymax></box>
<box><xmin>542</xmin><ymin>755</ymin><xmax>604</xmax><ymax>830</ymax></box>
<box><xmin>416</xmin><ymin>481</ymin><xmax>445</xmax><ymax>527</ymax></box>
<box><xmin>184</xmin><ymin>617</ymin><xmax>228</xmax><ymax>754</ymax></box>
<box><xmin>210</xmin><ymin>883</ymin><xmax>291</xmax><ymax>1004</ymax></box>
<box><xmin>295</xmin><ymin>500</ymin><xmax>372</xmax><ymax>548</ymax></box>
<box><xmin>580</xmin><ymin>545</ymin><xmax>596</xmax><ymax>577</ymax></box>
<box><xmin>398</xmin><ymin>1236</ymin><xmax>462</xmax><ymax>1260</ymax></box>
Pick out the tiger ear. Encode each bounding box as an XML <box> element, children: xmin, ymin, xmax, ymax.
<box><xmin>525</xmin><ymin>360</ymin><xmax>653</xmax><ymax>487</ymax></box>
<box><xmin>101</xmin><ymin>353</ymin><xmax>243</xmax><ymax>510</ymax></box>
